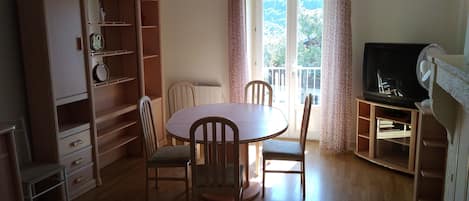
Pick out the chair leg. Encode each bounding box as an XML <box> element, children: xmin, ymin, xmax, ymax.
<box><xmin>145</xmin><ymin>167</ymin><xmax>149</xmax><ymax>201</ymax></box>
<box><xmin>301</xmin><ymin>161</ymin><xmax>306</xmax><ymax>200</ymax></box>
<box><xmin>262</xmin><ymin>158</ymin><xmax>266</xmax><ymax>198</ymax></box>
<box><xmin>62</xmin><ymin>170</ymin><xmax>70</xmax><ymax>201</ymax></box>
<box><xmin>155</xmin><ymin>168</ymin><xmax>159</xmax><ymax>190</ymax></box>
<box><xmin>255</xmin><ymin>142</ymin><xmax>260</xmax><ymax>176</ymax></box>
<box><xmin>26</xmin><ymin>183</ymin><xmax>33</xmax><ymax>201</ymax></box>
<box><xmin>185</xmin><ymin>165</ymin><xmax>189</xmax><ymax>200</ymax></box>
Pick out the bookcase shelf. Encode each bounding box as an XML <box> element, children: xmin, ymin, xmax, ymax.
<box><xmin>95</xmin><ymin>104</ymin><xmax>137</xmax><ymax>124</ymax></box>
<box><xmin>93</xmin><ymin>77</ymin><xmax>136</xmax><ymax>89</ymax></box>
<box><xmin>88</xmin><ymin>22</ymin><xmax>133</xmax><ymax>27</ymax></box>
<box><xmin>98</xmin><ymin>120</ymin><xmax>137</xmax><ymax>138</ymax></box>
<box><xmin>90</xmin><ymin>50</ymin><xmax>134</xmax><ymax>57</ymax></box>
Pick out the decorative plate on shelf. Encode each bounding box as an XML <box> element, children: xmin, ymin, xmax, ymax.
<box><xmin>90</xmin><ymin>33</ymin><xmax>104</xmax><ymax>51</ymax></box>
<box><xmin>93</xmin><ymin>63</ymin><xmax>110</xmax><ymax>82</ymax></box>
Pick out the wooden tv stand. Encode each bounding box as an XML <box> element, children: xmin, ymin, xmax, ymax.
<box><xmin>354</xmin><ymin>98</ymin><xmax>419</xmax><ymax>174</ymax></box>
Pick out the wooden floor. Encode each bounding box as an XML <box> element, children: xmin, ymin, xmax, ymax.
<box><xmin>75</xmin><ymin>141</ymin><xmax>413</xmax><ymax>201</ymax></box>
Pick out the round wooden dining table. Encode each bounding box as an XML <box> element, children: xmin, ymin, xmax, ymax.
<box><xmin>166</xmin><ymin>103</ymin><xmax>288</xmax><ymax>200</ymax></box>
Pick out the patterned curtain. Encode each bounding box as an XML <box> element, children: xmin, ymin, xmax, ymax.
<box><xmin>319</xmin><ymin>0</ymin><xmax>353</xmax><ymax>152</ymax></box>
<box><xmin>228</xmin><ymin>0</ymin><xmax>248</xmax><ymax>103</ymax></box>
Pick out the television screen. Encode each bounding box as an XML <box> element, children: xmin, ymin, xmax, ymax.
<box><xmin>362</xmin><ymin>43</ymin><xmax>429</xmax><ymax>107</ymax></box>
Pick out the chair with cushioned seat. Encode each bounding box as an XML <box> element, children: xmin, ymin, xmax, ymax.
<box><xmin>190</xmin><ymin>116</ymin><xmax>244</xmax><ymax>201</ymax></box>
<box><xmin>8</xmin><ymin>118</ymin><xmax>69</xmax><ymax>201</ymax></box>
<box><xmin>138</xmin><ymin>96</ymin><xmax>191</xmax><ymax>200</ymax></box>
<box><xmin>244</xmin><ymin>80</ymin><xmax>273</xmax><ymax>176</ymax></box>
<box><xmin>262</xmin><ymin>94</ymin><xmax>312</xmax><ymax>200</ymax></box>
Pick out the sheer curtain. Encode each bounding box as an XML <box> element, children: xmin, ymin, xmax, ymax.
<box><xmin>319</xmin><ymin>0</ymin><xmax>353</xmax><ymax>152</ymax></box>
<box><xmin>228</xmin><ymin>0</ymin><xmax>248</xmax><ymax>103</ymax></box>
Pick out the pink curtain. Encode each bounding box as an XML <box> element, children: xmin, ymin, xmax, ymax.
<box><xmin>319</xmin><ymin>0</ymin><xmax>353</xmax><ymax>152</ymax></box>
<box><xmin>228</xmin><ymin>0</ymin><xmax>248</xmax><ymax>103</ymax></box>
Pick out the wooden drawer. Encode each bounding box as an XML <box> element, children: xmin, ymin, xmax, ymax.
<box><xmin>60</xmin><ymin>146</ymin><xmax>92</xmax><ymax>173</ymax></box>
<box><xmin>68</xmin><ymin>164</ymin><xmax>93</xmax><ymax>196</ymax></box>
<box><xmin>59</xmin><ymin>130</ymin><xmax>90</xmax><ymax>156</ymax></box>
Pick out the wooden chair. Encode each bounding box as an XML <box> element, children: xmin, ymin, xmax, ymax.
<box><xmin>190</xmin><ymin>117</ymin><xmax>243</xmax><ymax>201</ymax></box>
<box><xmin>9</xmin><ymin>119</ymin><xmax>70</xmax><ymax>201</ymax></box>
<box><xmin>262</xmin><ymin>94</ymin><xmax>312</xmax><ymax>200</ymax></box>
<box><xmin>244</xmin><ymin>80</ymin><xmax>273</xmax><ymax>106</ymax></box>
<box><xmin>168</xmin><ymin>81</ymin><xmax>196</xmax><ymax>145</ymax></box>
<box><xmin>244</xmin><ymin>80</ymin><xmax>273</xmax><ymax>175</ymax></box>
<box><xmin>138</xmin><ymin>96</ymin><xmax>191</xmax><ymax>200</ymax></box>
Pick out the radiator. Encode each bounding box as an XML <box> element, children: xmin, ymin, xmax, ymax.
<box><xmin>193</xmin><ymin>82</ymin><xmax>224</xmax><ymax>105</ymax></box>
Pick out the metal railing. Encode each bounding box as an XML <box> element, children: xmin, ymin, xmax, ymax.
<box><xmin>263</xmin><ymin>66</ymin><xmax>321</xmax><ymax>105</ymax></box>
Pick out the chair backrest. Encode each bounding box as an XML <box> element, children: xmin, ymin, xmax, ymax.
<box><xmin>168</xmin><ymin>81</ymin><xmax>196</xmax><ymax>116</ymax></box>
<box><xmin>189</xmin><ymin>116</ymin><xmax>240</xmax><ymax>199</ymax></box>
<box><xmin>138</xmin><ymin>96</ymin><xmax>158</xmax><ymax>160</ymax></box>
<box><xmin>2</xmin><ymin>118</ymin><xmax>32</xmax><ymax>167</ymax></box>
<box><xmin>300</xmin><ymin>94</ymin><xmax>313</xmax><ymax>152</ymax></box>
<box><xmin>244</xmin><ymin>80</ymin><xmax>273</xmax><ymax>106</ymax></box>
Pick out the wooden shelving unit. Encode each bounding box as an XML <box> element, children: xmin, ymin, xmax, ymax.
<box><xmin>137</xmin><ymin>0</ymin><xmax>166</xmax><ymax>146</ymax></box>
<box><xmin>355</xmin><ymin>98</ymin><xmax>419</xmax><ymax>174</ymax></box>
<box><xmin>83</xmin><ymin>0</ymin><xmax>144</xmax><ymax>186</ymax></box>
<box><xmin>413</xmin><ymin>102</ymin><xmax>447</xmax><ymax>201</ymax></box>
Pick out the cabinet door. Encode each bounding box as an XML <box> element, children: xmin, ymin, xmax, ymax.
<box><xmin>151</xmin><ymin>98</ymin><xmax>166</xmax><ymax>146</ymax></box>
<box><xmin>44</xmin><ymin>0</ymin><xmax>87</xmax><ymax>101</ymax></box>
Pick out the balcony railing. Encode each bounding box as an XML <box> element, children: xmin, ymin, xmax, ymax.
<box><xmin>263</xmin><ymin>66</ymin><xmax>321</xmax><ymax>105</ymax></box>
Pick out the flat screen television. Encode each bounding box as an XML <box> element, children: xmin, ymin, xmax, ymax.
<box><xmin>362</xmin><ymin>43</ymin><xmax>429</xmax><ymax>108</ymax></box>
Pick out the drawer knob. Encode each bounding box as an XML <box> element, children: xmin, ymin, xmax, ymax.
<box><xmin>70</xmin><ymin>140</ymin><xmax>83</xmax><ymax>147</ymax></box>
<box><xmin>74</xmin><ymin>176</ymin><xmax>83</xmax><ymax>184</ymax></box>
<box><xmin>72</xmin><ymin>158</ymin><xmax>83</xmax><ymax>165</ymax></box>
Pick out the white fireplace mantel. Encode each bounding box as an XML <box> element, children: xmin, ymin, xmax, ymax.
<box><xmin>430</xmin><ymin>55</ymin><xmax>469</xmax><ymax>201</ymax></box>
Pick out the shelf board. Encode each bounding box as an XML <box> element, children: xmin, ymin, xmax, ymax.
<box><xmin>90</xmin><ymin>50</ymin><xmax>134</xmax><ymax>57</ymax></box>
<box><xmin>142</xmin><ymin>0</ymin><xmax>158</xmax><ymax>2</ymax></box>
<box><xmin>98</xmin><ymin>135</ymin><xmax>138</xmax><ymax>156</ymax></box>
<box><xmin>58</xmin><ymin>123</ymin><xmax>90</xmax><ymax>137</ymax></box>
<box><xmin>96</xmin><ymin>104</ymin><xmax>137</xmax><ymax>124</ymax></box>
<box><xmin>358</xmin><ymin>134</ymin><xmax>369</xmax><ymax>139</ymax></box>
<box><xmin>356</xmin><ymin>151</ymin><xmax>412</xmax><ymax>174</ymax></box>
<box><xmin>143</xmin><ymin>54</ymin><xmax>159</xmax><ymax>60</ymax></box>
<box><xmin>98</xmin><ymin>120</ymin><xmax>137</xmax><ymax>139</ymax></box>
<box><xmin>88</xmin><ymin>22</ymin><xmax>132</xmax><ymax>27</ymax></box>
<box><xmin>94</xmin><ymin>77</ymin><xmax>136</xmax><ymax>89</ymax></box>
<box><xmin>358</xmin><ymin>116</ymin><xmax>370</xmax><ymax>121</ymax></box>
<box><xmin>376</xmin><ymin>116</ymin><xmax>411</xmax><ymax>125</ymax></box>
<box><xmin>423</xmin><ymin>140</ymin><xmax>447</xmax><ymax>148</ymax></box>
<box><xmin>380</xmin><ymin>137</ymin><xmax>410</xmax><ymax>146</ymax></box>
<box><xmin>420</xmin><ymin>170</ymin><xmax>444</xmax><ymax>179</ymax></box>
<box><xmin>142</xmin><ymin>25</ymin><xmax>157</xmax><ymax>29</ymax></box>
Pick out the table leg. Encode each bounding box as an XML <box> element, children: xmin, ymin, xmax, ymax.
<box><xmin>239</xmin><ymin>144</ymin><xmax>261</xmax><ymax>200</ymax></box>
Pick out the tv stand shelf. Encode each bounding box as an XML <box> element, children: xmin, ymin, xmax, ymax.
<box><xmin>355</xmin><ymin>98</ymin><xmax>419</xmax><ymax>174</ymax></box>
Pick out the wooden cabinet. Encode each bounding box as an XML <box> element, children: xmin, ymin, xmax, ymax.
<box><xmin>355</xmin><ymin>98</ymin><xmax>419</xmax><ymax>174</ymax></box>
<box><xmin>413</xmin><ymin>102</ymin><xmax>447</xmax><ymax>201</ymax></box>
<box><xmin>138</xmin><ymin>0</ymin><xmax>166</xmax><ymax>145</ymax></box>
<box><xmin>17</xmin><ymin>0</ymin><xmax>166</xmax><ymax>197</ymax></box>
<box><xmin>0</xmin><ymin>126</ymin><xmax>23</xmax><ymax>201</ymax></box>
<box><xmin>17</xmin><ymin>0</ymin><xmax>97</xmax><ymax>199</ymax></box>
<box><xmin>45</xmin><ymin>0</ymin><xmax>88</xmax><ymax>102</ymax></box>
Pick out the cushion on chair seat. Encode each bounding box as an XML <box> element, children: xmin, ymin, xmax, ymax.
<box><xmin>148</xmin><ymin>145</ymin><xmax>190</xmax><ymax>165</ymax></box>
<box><xmin>194</xmin><ymin>164</ymin><xmax>244</xmax><ymax>187</ymax></box>
<box><xmin>21</xmin><ymin>163</ymin><xmax>65</xmax><ymax>183</ymax></box>
<box><xmin>262</xmin><ymin>139</ymin><xmax>303</xmax><ymax>160</ymax></box>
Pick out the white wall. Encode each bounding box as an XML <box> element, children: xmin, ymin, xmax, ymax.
<box><xmin>160</xmin><ymin>0</ymin><xmax>230</xmax><ymax>119</ymax></box>
<box><xmin>0</xmin><ymin>0</ymin><xmax>27</xmax><ymax>122</ymax></box>
<box><xmin>350</xmin><ymin>0</ymin><xmax>466</xmax><ymax>146</ymax></box>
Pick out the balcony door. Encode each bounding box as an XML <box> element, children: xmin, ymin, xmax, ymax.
<box><xmin>254</xmin><ymin>0</ymin><xmax>323</xmax><ymax>139</ymax></box>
